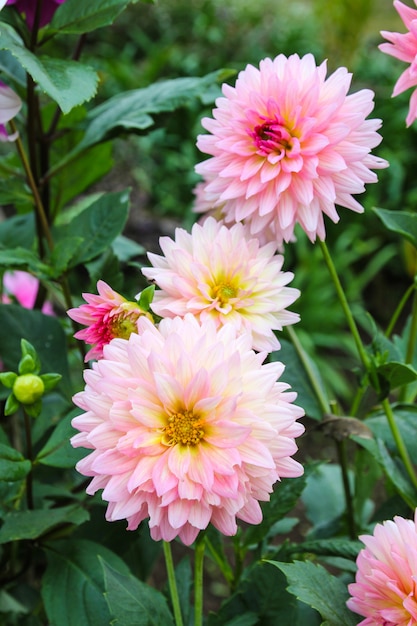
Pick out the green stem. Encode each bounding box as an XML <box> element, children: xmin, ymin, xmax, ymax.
<box><xmin>385</xmin><ymin>282</ymin><xmax>415</xmax><ymax>338</ymax></box>
<box><xmin>335</xmin><ymin>439</ymin><xmax>355</xmax><ymax>538</ymax></box>
<box><xmin>382</xmin><ymin>398</ymin><xmax>417</xmax><ymax>490</ymax></box>
<box><xmin>319</xmin><ymin>239</ymin><xmax>417</xmax><ymax>490</ymax></box>
<box><xmin>399</xmin><ymin>287</ymin><xmax>417</xmax><ymax>403</ymax></box>
<box><xmin>162</xmin><ymin>541</ymin><xmax>184</xmax><ymax>626</ymax></box>
<box><xmin>23</xmin><ymin>409</ymin><xmax>34</xmax><ymax>510</ymax></box>
<box><xmin>318</xmin><ymin>240</ymin><xmax>370</xmax><ymax>370</ymax></box>
<box><xmin>286</xmin><ymin>325</ymin><xmax>330</xmax><ymax>415</ymax></box>
<box><xmin>10</xmin><ymin>120</ymin><xmax>54</xmax><ymax>252</ymax></box>
<box><xmin>194</xmin><ymin>537</ymin><xmax>205</xmax><ymax>626</ymax></box>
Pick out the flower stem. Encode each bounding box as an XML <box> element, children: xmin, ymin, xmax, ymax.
<box><xmin>162</xmin><ymin>541</ymin><xmax>184</xmax><ymax>626</ymax></box>
<box><xmin>286</xmin><ymin>325</ymin><xmax>330</xmax><ymax>415</ymax></box>
<box><xmin>385</xmin><ymin>281</ymin><xmax>416</xmax><ymax>338</ymax></box>
<box><xmin>318</xmin><ymin>240</ymin><xmax>369</xmax><ymax>370</ymax></box>
<box><xmin>319</xmin><ymin>239</ymin><xmax>417</xmax><ymax>491</ymax></box>
<box><xmin>23</xmin><ymin>409</ymin><xmax>34</xmax><ymax>510</ymax></box>
<box><xmin>194</xmin><ymin>536</ymin><xmax>205</xmax><ymax>626</ymax></box>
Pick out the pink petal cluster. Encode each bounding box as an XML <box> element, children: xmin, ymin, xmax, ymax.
<box><xmin>6</xmin><ymin>0</ymin><xmax>65</xmax><ymax>28</ymax></box>
<box><xmin>195</xmin><ymin>53</ymin><xmax>388</xmax><ymax>244</ymax></box>
<box><xmin>0</xmin><ymin>81</ymin><xmax>22</xmax><ymax>143</ymax></box>
<box><xmin>2</xmin><ymin>271</ymin><xmax>54</xmax><ymax>315</ymax></box>
<box><xmin>347</xmin><ymin>512</ymin><xmax>417</xmax><ymax>625</ymax></box>
<box><xmin>71</xmin><ymin>314</ymin><xmax>304</xmax><ymax>546</ymax></box>
<box><xmin>142</xmin><ymin>217</ymin><xmax>299</xmax><ymax>352</ymax></box>
<box><xmin>380</xmin><ymin>0</ymin><xmax>417</xmax><ymax>127</ymax></box>
<box><xmin>67</xmin><ymin>280</ymin><xmax>152</xmax><ymax>362</ymax></box>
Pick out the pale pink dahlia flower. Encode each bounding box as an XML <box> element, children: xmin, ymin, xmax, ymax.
<box><xmin>347</xmin><ymin>512</ymin><xmax>417</xmax><ymax>625</ymax></box>
<box><xmin>141</xmin><ymin>217</ymin><xmax>300</xmax><ymax>352</ymax></box>
<box><xmin>380</xmin><ymin>0</ymin><xmax>417</xmax><ymax>127</ymax></box>
<box><xmin>0</xmin><ymin>81</ymin><xmax>22</xmax><ymax>142</ymax></box>
<box><xmin>71</xmin><ymin>314</ymin><xmax>304</xmax><ymax>546</ymax></box>
<box><xmin>195</xmin><ymin>53</ymin><xmax>388</xmax><ymax>244</ymax></box>
<box><xmin>67</xmin><ymin>280</ymin><xmax>153</xmax><ymax>362</ymax></box>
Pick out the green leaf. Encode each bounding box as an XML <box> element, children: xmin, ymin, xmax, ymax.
<box><xmin>53</xmin><ymin>190</ymin><xmax>130</xmax><ymax>267</ymax></box>
<box><xmin>112</xmin><ymin>235</ymin><xmax>145</xmax><ymax>262</ymax></box>
<box><xmin>0</xmin><ymin>213</ymin><xmax>35</xmax><ymax>250</ymax></box>
<box><xmin>0</xmin><ymin>304</ymin><xmax>72</xmax><ymax>400</ymax></box>
<box><xmin>365</xmin><ymin>404</ymin><xmax>417</xmax><ymax>461</ymax></box>
<box><xmin>49</xmin><ymin>0</ymin><xmax>130</xmax><ymax>34</ymax></box>
<box><xmin>376</xmin><ymin>361</ymin><xmax>417</xmax><ymax>393</ymax></box>
<box><xmin>0</xmin><ymin>505</ymin><xmax>89</xmax><ymax>543</ymax></box>
<box><xmin>36</xmin><ymin>409</ymin><xmax>86</xmax><ymax>468</ymax></box>
<box><xmin>48</xmin><ymin>236</ymin><xmax>85</xmax><ymax>277</ymax></box>
<box><xmin>102</xmin><ymin>560</ymin><xmax>175</xmax><ymax>626</ymax></box>
<box><xmin>270</xmin><ymin>560</ymin><xmax>357</xmax><ymax>626</ymax></box>
<box><xmin>270</xmin><ymin>339</ymin><xmax>325</xmax><ymax>420</ymax></box>
<box><xmin>42</xmin><ymin>539</ymin><xmax>131</xmax><ymax>626</ymax></box>
<box><xmin>72</xmin><ymin>70</ymin><xmax>231</xmax><ymax>154</ymax></box>
<box><xmin>0</xmin><ymin>443</ymin><xmax>31</xmax><ymax>482</ymax></box>
<box><xmin>0</xmin><ymin>24</ymin><xmax>98</xmax><ymax>113</ymax></box>
<box><xmin>374</xmin><ymin>207</ymin><xmax>417</xmax><ymax>248</ymax></box>
<box><xmin>285</xmin><ymin>538</ymin><xmax>362</xmax><ymax>561</ymax></box>
<box><xmin>0</xmin><ymin>247</ymin><xmax>49</xmax><ymax>275</ymax></box>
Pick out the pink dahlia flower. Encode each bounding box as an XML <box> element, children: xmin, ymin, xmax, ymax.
<box><xmin>141</xmin><ymin>217</ymin><xmax>300</xmax><ymax>352</ymax></box>
<box><xmin>347</xmin><ymin>512</ymin><xmax>417</xmax><ymax>625</ymax></box>
<box><xmin>67</xmin><ymin>280</ymin><xmax>153</xmax><ymax>362</ymax></box>
<box><xmin>6</xmin><ymin>0</ymin><xmax>65</xmax><ymax>28</ymax></box>
<box><xmin>2</xmin><ymin>271</ymin><xmax>54</xmax><ymax>315</ymax></box>
<box><xmin>71</xmin><ymin>314</ymin><xmax>304</xmax><ymax>546</ymax></box>
<box><xmin>195</xmin><ymin>53</ymin><xmax>388</xmax><ymax>244</ymax></box>
<box><xmin>0</xmin><ymin>81</ymin><xmax>22</xmax><ymax>142</ymax></box>
<box><xmin>380</xmin><ymin>0</ymin><xmax>417</xmax><ymax>127</ymax></box>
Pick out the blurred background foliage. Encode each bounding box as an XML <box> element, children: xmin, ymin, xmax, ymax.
<box><xmin>69</xmin><ymin>0</ymin><xmax>417</xmax><ymax>402</ymax></box>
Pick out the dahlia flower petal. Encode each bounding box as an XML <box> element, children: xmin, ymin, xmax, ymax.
<box><xmin>71</xmin><ymin>315</ymin><xmax>304</xmax><ymax>544</ymax></box>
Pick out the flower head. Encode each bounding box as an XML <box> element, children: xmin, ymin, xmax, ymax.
<box><xmin>71</xmin><ymin>314</ymin><xmax>304</xmax><ymax>546</ymax></box>
<box><xmin>0</xmin><ymin>81</ymin><xmax>22</xmax><ymax>142</ymax></box>
<box><xmin>6</xmin><ymin>0</ymin><xmax>65</xmax><ymax>28</ymax></box>
<box><xmin>347</xmin><ymin>512</ymin><xmax>417</xmax><ymax>625</ymax></box>
<box><xmin>2</xmin><ymin>271</ymin><xmax>54</xmax><ymax>315</ymax></box>
<box><xmin>67</xmin><ymin>280</ymin><xmax>153</xmax><ymax>362</ymax></box>
<box><xmin>195</xmin><ymin>53</ymin><xmax>388</xmax><ymax>244</ymax></box>
<box><xmin>142</xmin><ymin>217</ymin><xmax>300</xmax><ymax>352</ymax></box>
<box><xmin>380</xmin><ymin>0</ymin><xmax>417</xmax><ymax>127</ymax></box>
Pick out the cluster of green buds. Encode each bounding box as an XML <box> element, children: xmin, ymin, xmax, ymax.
<box><xmin>0</xmin><ymin>339</ymin><xmax>61</xmax><ymax>417</ymax></box>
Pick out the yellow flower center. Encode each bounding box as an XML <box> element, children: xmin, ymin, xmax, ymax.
<box><xmin>162</xmin><ymin>410</ymin><xmax>205</xmax><ymax>446</ymax></box>
<box><xmin>110</xmin><ymin>302</ymin><xmax>151</xmax><ymax>340</ymax></box>
<box><xmin>211</xmin><ymin>282</ymin><xmax>238</xmax><ymax>307</ymax></box>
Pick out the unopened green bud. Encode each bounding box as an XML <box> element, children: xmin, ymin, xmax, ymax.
<box><xmin>13</xmin><ymin>374</ymin><xmax>45</xmax><ymax>405</ymax></box>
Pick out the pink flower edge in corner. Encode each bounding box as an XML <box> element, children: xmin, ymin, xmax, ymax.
<box><xmin>195</xmin><ymin>53</ymin><xmax>388</xmax><ymax>245</ymax></box>
<box><xmin>0</xmin><ymin>81</ymin><xmax>22</xmax><ymax>142</ymax></box>
<box><xmin>71</xmin><ymin>314</ymin><xmax>305</xmax><ymax>546</ymax></box>
<box><xmin>142</xmin><ymin>216</ymin><xmax>300</xmax><ymax>352</ymax></box>
<box><xmin>2</xmin><ymin>271</ymin><xmax>54</xmax><ymax>315</ymax></box>
<box><xmin>6</xmin><ymin>0</ymin><xmax>65</xmax><ymax>28</ymax></box>
<box><xmin>67</xmin><ymin>280</ymin><xmax>153</xmax><ymax>362</ymax></box>
<box><xmin>347</xmin><ymin>511</ymin><xmax>417</xmax><ymax>625</ymax></box>
<box><xmin>379</xmin><ymin>0</ymin><xmax>417</xmax><ymax>127</ymax></box>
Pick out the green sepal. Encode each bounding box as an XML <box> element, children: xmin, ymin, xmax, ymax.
<box><xmin>40</xmin><ymin>373</ymin><xmax>62</xmax><ymax>393</ymax></box>
<box><xmin>137</xmin><ymin>285</ymin><xmax>155</xmax><ymax>312</ymax></box>
<box><xmin>18</xmin><ymin>354</ymin><xmax>36</xmax><ymax>375</ymax></box>
<box><xmin>4</xmin><ymin>393</ymin><xmax>20</xmax><ymax>416</ymax></box>
<box><xmin>20</xmin><ymin>339</ymin><xmax>41</xmax><ymax>374</ymax></box>
<box><xmin>0</xmin><ymin>371</ymin><xmax>18</xmax><ymax>389</ymax></box>
<box><xmin>24</xmin><ymin>400</ymin><xmax>42</xmax><ymax>419</ymax></box>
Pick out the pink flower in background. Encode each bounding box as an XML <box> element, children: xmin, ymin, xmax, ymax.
<box><xmin>142</xmin><ymin>217</ymin><xmax>300</xmax><ymax>352</ymax></box>
<box><xmin>67</xmin><ymin>280</ymin><xmax>153</xmax><ymax>362</ymax></box>
<box><xmin>380</xmin><ymin>0</ymin><xmax>417</xmax><ymax>126</ymax></box>
<box><xmin>0</xmin><ymin>81</ymin><xmax>22</xmax><ymax>142</ymax></box>
<box><xmin>71</xmin><ymin>314</ymin><xmax>304</xmax><ymax>546</ymax></box>
<box><xmin>2</xmin><ymin>271</ymin><xmax>53</xmax><ymax>315</ymax></box>
<box><xmin>6</xmin><ymin>0</ymin><xmax>65</xmax><ymax>28</ymax></box>
<box><xmin>196</xmin><ymin>53</ymin><xmax>388</xmax><ymax>244</ymax></box>
<box><xmin>347</xmin><ymin>513</ymin><xmax>417</xmax><ymax>625</ymax></box>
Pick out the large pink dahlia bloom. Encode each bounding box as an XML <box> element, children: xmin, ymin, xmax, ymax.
<box><xmin>195</xmin><ymin>53</ymin><xmax>388</xmax><ymax>244</ymax></box>
<box><xmin>141</xmin><ymin>217</ymin><xmax>300</xmax><ymax>352</ymax></box>
<box><xmin>67</xmin><ymin>280</ymin><xmax>152</xmax><ymax>362</ymax></box>
<box><xmin>380</xmin><ymin>0</ymin><xmax>417</xmax><ymax>127</ymax></box>
<box><xmin>347</xmin><ymin>512</ymin><xmax>417</xmax><ymax>625</ymax></box>
<box><xmin>71</xmin><ymin>314</ymin><xmax>304</xmax><ymax>546</ymax></box>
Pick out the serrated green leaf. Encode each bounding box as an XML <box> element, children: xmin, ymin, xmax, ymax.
<box><xmin>48</xmin><ymin>236</ymin><xmax>84</xmax><ymax>276</ymax></box>
<box><xmin>102</xmin><ymin>560</ymin><xmax>175</xmax><ymax>626</ymax></box>
<box><xmin>53</xmin><ymin>190</ymin><xmax>130</xmax><ymax>267</ymax></box>
<box><xmin>0</xmin><ymin>442</ymin><xmax>31</xmax><ymax>481</ymax></box>
<box><xmin>42</xmin><ymin>539</ymin><xmax>131</xmax><ymax>626</ymax></box>
<box><xmin>0</xmin><ymin>247</ymin><xmax>49</xmax><ymax>275</ymax></box>
<box><xmin>374</xmin><ymin>208</ymin><xmax>417</xmax><ymax>248</ymax></box>
<box><xmin>0</xmin><ymin>24</ymin><xmax>98</xmax><ymax>113</ymax></box>
<box><xmin>49</xmin><ymin>0</ymin><xmax>130</xmax><ymax>34</ymax></box>
<box><xmin>269</xmin><ymin>561</ymin><xmax>357</xmax><ymax>626</ymax></box>
<box><xmin>286</xmin><ymin>538</ymin><xmax>362</xmax><ymax>560</ymax></box>
<box><xmin>0</xmin><ymin>505</ymin><xmax>89</xmax><ymax>543</ymax></box>
<box><xmin>36</xmin><ymin>409</ymin><xmax>86</xmax><ymax>468</ymax></box>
